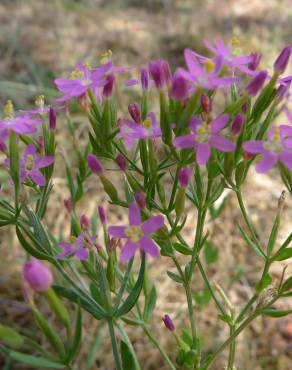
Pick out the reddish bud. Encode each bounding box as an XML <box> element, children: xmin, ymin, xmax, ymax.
<box><xmin>128</xmin><ymin>103</ymin><xmax>141</xmax><ymax>123</ymax></box>
<box><xmin>231</xmin><ymin>114</ymin><xmax>244</xmax><ymax>135</ymax></box>
<box><xmin>115</xmin><ymin>153</ymin><xmax>127</xmax><ymax>171</ymax></box>
<box><xmin>201</xmin><ymin>93</ymin><xmax>212</xmax><ymax>113</ymax></box>
<box><xmin>98</xmin><ymin>206</ymin><xmax>106</xmax><ymax>224</ymax></box>
<box><xmin>134</xmin><ymin>190</ymin><xmax>146</xmax><ymax>209</ymax></box>
<box><xmin>274</xmin><ymin>46</ymin><xmax>291</xmax><ymax>74</ymax></box>
<box><xmin>246</xmin><ymin>71</ymin><xmax>268</xmax><ymax>96</ymax></box>
<box><xmin>178</xmin><ymin>167</ymin><xmax>191</xmax><ymax>188</ymax></box>
<box><xmin>80</xmin><ymin>214</ymin><xmax>90</xmax><ymax>230</ymax></box>
<box><xmin>162</xmin><ymin>314</ymin><xmax>175</xmax><ymax>332</ymax></box>
<box><xmin>23</xmin><ymin>258</ymin><xmax>53</xmax><ymax>292</ymax></box>
<box><xmin>87</xmin><ymin>154</ymin><xmax>103</xmax><ymax>176</ymax></box>
<box><xmin>49</xmin><ymin>106</ymin><xmax>57</xmax><ymax>130</ymax></box>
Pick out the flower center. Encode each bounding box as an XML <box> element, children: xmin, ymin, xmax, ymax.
<box><xmin>196</xmin><ymin>122</ymin><xmax>211</xmax><ymax>143</ymax></box>
<box><xmin>35</xmin><ymin>95</ymin><xmax>45</xmax><ymax>111</ymax></box>
<box><xmin>25</xmin><ymin>154</ymin><xmax>35</xmax><ymax>171</ymax></box>
<box><xmin>125</xmin><ymin>225</ymin><xmax>143</xmax><ymax>242</ymax></box>
<box><xmin>70</xmin><ymin>69</ymin><xmax>85</xmax><ymax>80</ymax></box>
<box><xmin>263</xmin><ymin>127</ymin><xmax>283</xmax><ymax>153</ymax></box>
<box><xmin>4</xmin><ymin>100</ymin><xmax>14</xmax><ymax>119</ymax></box>
<box><xmin>69</xmin><ymin>236</ymin><xmax>77</xmax><ymax>244</ymax></box>
<box><xmin>204</xmin><ymin>60</ymin><xmax>215</xmax><ymax>74</ymax></box>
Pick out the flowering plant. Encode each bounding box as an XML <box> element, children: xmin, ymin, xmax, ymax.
<box><xmin>0</xmin><ymin>41</ymin><xmax>292</xmax><ymax>370</ymax></box>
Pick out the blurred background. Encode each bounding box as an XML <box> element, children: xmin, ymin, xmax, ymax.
<box><xmin>1</xmin><ymin>0</ymin><xmax>292</xmax><ymax>369</ymax></box>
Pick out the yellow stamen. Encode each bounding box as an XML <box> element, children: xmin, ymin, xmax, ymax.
<box><xmin>70</xmin><ymin>69</ymin><xmax>84</xmax><ymax>79</ymax></box>
<box><xmin>25</xmin><ymin>154</ymin><xmax>34</xmax><ymax>171</ymax></box>
<box><xmin>231</xmin><ymin>36</ymin><xmax>240</xmax><ymax>47</ymax></box>
<box><xmin>4</xmin><ymin>100</ymin><xmax>14</xmax><ymax>119</ymax></box>
<box><xmin>69</xmin><ymin>236</ymin><xmax>77</xmax><ymax>244</ymax></box>
<box><xmin>204</xmin><ymin>59</ymin><xmax>215</xmax><ymax>73</ymax></box>
<box><xmin>125</xmin><ymin>225</ymin><xmax>143</xmax><ymax>242</ymax></box>
<box><xmin>273</xmin><ymin>127</ymin><xmax>280</xmax><ymax>142</ymax></box>
<box><xmin>100</xmin><ymin>50</ymin><xmax>112</xmax><ymax>64</ymax></box>
<box><xmin>143</xmin><ymin>117</ymin><xmax>152</xmax><ymax>128</ymax></box>
<box><xmin>196</xmin><ymin>122</ymin><xmax>211</xmax><ymax>142</ymax></box>
<box><xmin>83</xmin><ymin>61</ymin><xmax>90</xmax><ymax>68</ymax></box>
<box><xmin>35</xmin><ymin>95</ymin><xmax>45</xmax><ymax>108</ymax></box>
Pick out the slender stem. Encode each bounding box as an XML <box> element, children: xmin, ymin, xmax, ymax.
<box><xmin>227</xmin><ymin>324</ymin><xmax>236</xmax><ymax>370</ymax></box>
<box><xmin>185</xmin><ymin>282</ymin><xmax>197</xmax><ymax>344</ymax></box>
<box><xmin>236</xmin><ymin>189</ymin><xmax>261</xmax><ymax>247</ymax></box>
<box><xmin>108</xmin><ymin>319</ymin><xmax>122</xmax><ymax>370</ymax></box>
<box><xmin>196</xmin><ymin>257</ymin><xmax>226</xmax><ymax>316</ymax></box>
<box><xmin>143</xmin><ymin>324</ymin><xmax>176</xmax><ymax>370</ymax></box>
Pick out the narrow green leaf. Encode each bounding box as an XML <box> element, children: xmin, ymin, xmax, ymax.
<box><xmin>167</xmin><ymin>271</ymin><xmax>183</xmax><ymax>284</ymax></box>
<box><xmin>67</xmin><ymin>305</ymin><xmax>82</xmax><ymax>362</ymax></box>
<box><xmin>237</xmin><ymin>223</ymin><xmax>266</xmax><ymax>259</ymax></box>
<box><xmin>115</xmin><ymin>253</ymin><xmax>146</xmax><ymax>317</ymax></box>
<box><xmin>173</xmin><ymin>242</ymin><xmax>192</xmax><ymax>256</ymax></box>
<box><xmin>0</xmin><ymin>324</ymin><xmax>24</xmax><ymax>348</ymax></box>
<box><xmin>120</xmin><ymin>340</ymin><xmax>137</xmax><ymax>370</ymax></box>
<box><xmin>262</xmin><ymin>308</ymin><xmax>292</xmax><ymax>318</ymax></box>
<box><xmin>280</xmin><ymin>276</ymin><xmax>292</xmax><ymax>293</ymax></box>
<box><xmin>143</xmin><ymin>285</ymin><xmax>157</xmax><ymax>322</ymax></box>
<box><xmin>256</xmin><ymin>273</ymin><xmax>272</xmax><ymax>294</ymax></box>
<box><xmin>273</xmin><ymin>248</ymin><xmax>292</xmax><ymax>261</ymax></box>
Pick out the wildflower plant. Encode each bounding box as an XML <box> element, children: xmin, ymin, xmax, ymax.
<box><xmin>0</xmin><ymin>40</ymin><xmax>292</xmax><ymax>370</ymax></box>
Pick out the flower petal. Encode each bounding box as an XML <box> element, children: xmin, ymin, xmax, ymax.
<box><xmin>108</xmin><ymin>226</ymin><xmax>126</xmax><ymax>238</ymax></box>
<box><xmin>139</xmin><ymin>236</ymin><xmax>159</xmax><ymax>257</ymax></box>
<box><xmin>210</xmin><ymin>135</ymin><xmax>235</xmax><ymax>152</ymax></box>
<box><xmin>35</xmin><ymin>156</ymin><xmax>55</xmax><ymax>169</ymax></box>
<box><xmin>211</xmin><ymin>114</ymin><xmax>229</xmax><ymax>134</ymax></box>
<box><xmin>243</xmin><ymin>140</ymin><xmax>265</xmax><ymax>154</ymax></box>
<box><xmin>184</xmin><ymin>49</ymin><xmax>204</xmax><ymax>77</ymax></box>
<box><xmin>173</xmin><ymin>134</ymin><xmax>195</xmax><ymax>149</ymax></box>
<box><xmin>279</xmin><ymin>151</ymin><xmax>292</xmax><ymax>170</ymax></box>
<box><xmin>141</xmin><ymin>215</ymin><xmax>164</xmax><ymax>235</ymax></box>
<box><xmin>29</xmin><ymin>170</ymin><xmax>46</xmax><ymax>186</ymax></box>
<box><xmin>75</xmin><ymin>247</ymin><xmax>88</xmax><ymax>260</ymax></box>
<box><xmin>256</xmin><ymin>151</ymin><xmax>278</xmax><ymax>173</ymax></box>
<box><xmin>196</xmin><ymin>142</ymin><xmax>211</xmax><ymax>164</ymax></box>
<box><xmin>120</xmin><ymin>240</ymin><xmax>138</xmax><ymax>262</ymax></box>
<box><xmin>129</xmin><ymin>202</ymin><xmax>141</xmax><ymax>226</ymax></box>
<box><xmin>24</xmin><ymin>144</ymin><xmax>36</xmax><ymax>161</ymax></box>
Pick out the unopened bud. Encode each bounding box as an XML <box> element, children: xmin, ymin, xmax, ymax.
<box><xmin>103</xmin><ymin>74</ymin><xmax>115</xmax><ymax>98</ymax></box>
<box><xmin>23</xmin><ymin>259</ymin><xmax>53</xmax><ymax>292</ymax></box>
<box><xmin>80</xmin><ymin>214</ymin><xmax>90</xmax><ymax>230</ymax></box>
<box><xmin>49</xmin><ymin>106</ymin><xmax>57</xmax><ymax>130</ymax></box>
<box><xmin>246</xmin><ymin>71</ymin><xmax>268</xmax><ymax>96</ymax></box>
<box><xmin>171</xmin><ymin>72</ymin><xmax>188</xmax><ymax>102</ymax></box>
<box><xmin>231</xmin><ymin>114</ymin><xmax>244</xmax><ymax>135</ymax></box>
<box><xmin>98</xmin><ymin>206</ymin><xmax>106</xmax><ymax>224</ymax></box>
<box><xmin>201</xmin><ymin>93</ymin><xmax>212</xmax><ymax>113</ymax></box>
<box><xmin>162</xmin><ymin>314</ymin><xmax>175</xmax><ymax>332</ymax></box>
<box><xmin>64</xmin><ymin>198</ymin><xmax>73</xmax><ymax>212</ymax></box>
<box><xmin>274</xmin><ymin>46</ymin><xmax>291</xmax><ymax>74</ymax></box>
<box><xmin>134</xmin><ymin>190</ymin><xmax>146</xmax><ymax>209</ymax></box>
<box><xmin>115</xmin><ymin>153</ymin><xmax>127</xmax><ymax>171</ymax></box>
<box><xmin>248</xmin><ymin>52</ymin><xmax>261</xmax><ymax>71</ymax></box>
<box><xmin>178</xmin><ymin>167</ymin><xmax>191</xmax><ymax>188</ymax></box>
<box><xmin>141</xmin><ymin>68</ymin><xmax>149</xmax><ymax>91</ymax></box>
<box><xmin>128</xmin><ymin>103</ymin><xmax>141</xmax><ymax>123</ymax></box>
<box><xmin>87</xmin><ymin>154</ymin><xmax>103</xmax><ymax>176</ymax></box>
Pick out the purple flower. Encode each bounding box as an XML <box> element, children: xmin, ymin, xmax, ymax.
<box><xmin>276</xmin><ymin>79</ymin><xmax>291</xmax><ymax>100</ymax></box>
<box><xmin>0</xmin><ymin>100</ymin><xmax>43</xmax><ymax>134</ymax></box>
<box><xmin>118</xmin><ymin>112</ymin><xmax>161</xmax><ymax>150</ymax></box>
<box><xmin>23</xmin><ymin>258</ymin><xmax>53</xmax><ymax>292</ymax></box>
<box><xmin>162</xmin><ymin>314</ymin><xmax>175</xmax><ymax>332</ymax></box>
<box><xmin>171</xmin><ymin>72</ymin><xmax>189</xmax><ymax>102</ymax></box>
<box><xmin>19</xmin><ymin>144</ymin><xmax>54</xmax><ymax>186</ymax></box>
<box><xmin>21</xmin><ymin>95</ymin><xmax>64</xmax><ymax>118</ymax></box>
<box><xmin>54</xmin><ymin>62</ymin><xmax>109</xmax><ymax>102</ymax></box>
<box><xmin>243</xmin><ymin>126</ymin><xmax>292</xmax><ymax>173</ymax></box>
<box><xmin>0</xmin><ymin>129</ymin><xmax>8</xmax><ymax>152</ymax></box>
<box><xmin>274</xmin><ymin>46</ymin><xmax>291</xmax><ymax>74</ymax></box>
<box><xmin>108</xmin><ymin>202</ymin><xmax>164</xmax><ymax>262</ymax></box>
<box><xmin>87</xmin><ymin>154</ymin><xmax>103</xmax><ymax>175</ymax></box>
<box><xmin>178</xmin><ymin>167</ymin><xmax>191</xmax><ymax>187</ymax></box>
<box><xmin>178</xmin><ymin>49</ymin><xmax>239</xmax><ymax>90</ymax></box>
<box><xmin>173</xmin><ymin>114</ymin><xmax>235</xmax><ymax>164</ymax></box>
<box><xmin>56</xmin><ymin>232</ymin><xmax>97</xmax><ymax>260</ymax></box>
<box><xmin>246</xmin><ymin>71</ymin><xmax>268</xmax><ymax>96</ymax></box>
<box><xmin>204</xmin><ymin>39</ymin><xmax>254</xmax><ymax>75</ymax></box>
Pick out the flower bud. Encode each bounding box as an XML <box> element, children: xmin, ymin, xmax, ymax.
<box><xmin>128</xmin><ymin>103</ymin><xmax>141</xmax><ymax>123</ymax></box>
<box><xmin>276</xmin><ymin>80</ymin><xmax>291</xmax><ymax>100</ymax></box>
<box><xmin>274</xmin><ymin>46</ymin><xmax>291</xmax><ymax>74</ymax></box>
<box><xmin>231</xmin><ymin>113</ymin><xmax>244</xmax><ymax>135</ymax></box>
<box><xmin>49</xmin><ymin>106</ymin><xmax>57</xmax><ymax>130</ymax></box>
<box><xmin>23</xmin><ymin>258</ymin><xmax>53</xmax><ymax>292</ymax></box>
<box><xmin>134</xmin><ymin>190</ymin><xmax>146</xmax><ymax>209</ymax></box>
<box><xmin>115</xmin><ymin>153</ymin><xmax>127</xmax><ymax>171</ymax></box>
<box><xmin>246</xmin><ymin>71</ymin><xmax>268</xmax><ymax>96</ymax></box>
<box><xmin>178</xmin><ymin>167</ymin><xmax>191</xmax><ymax>188</ymax></box>
<box><xmin>0</xmin><ymin>141</ymin><xmax>7</xmax><ymax>152</ymax></box>
<box><xmin>87</xmin><ymin>154</ymin><xmax>103</xmax><ymax>176</ymax></box>
<box><xmin>162</xmin><ymin>60</ymin><xmax>172</xmax><ymax>86</ymax></box>
<box><xmin>248</xmin><ymin>52</ymin><xmax>261</xmax><ymax>71</ymax></box>
<box><xmin>149</xmin><ymin>60</ymin><xmax>165</xmax><ymax>89</ymax></box>
<box><xmin>64</xmin><ymin>197</ymin><xmax>73</xmax><ymax>212</ymax></box>
<box><xmin>201</xmin><ymin>93</ymin><xmax>212</xmax><ymax>113</ymax></box>
<box><xmin>141</xmin><ymin>68</ymin><xmax>149</xmax><ymax>91</ymax></box>
<box><xmin>98</xmin><ymin>206</ymin><xmax>106</xmax><ymax>224</ymax></box>
<box><xmin>162</xmin><ymin>314</ymin><xmax>175</xmax><ymax>332</ymax></box>
<box><xmin>80</xmin><ymin>214</ymin><xmax>90</xmax><ymax>230</ymax></box>
<box><xmin>171</xmin><ymin>72</ymin><xmax>188</xmax><ymax>102</ymax></box>
<box><xmin>103</xmin><ymin>74</ymin><xmax>115</xmax><ymax>98</ymax></box>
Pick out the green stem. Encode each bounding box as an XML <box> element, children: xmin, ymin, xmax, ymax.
<box><xmin>227</xmin><ymin>324</ymin><xmax>236</xmax><ymax>370</ymax></box>
<box><xmin>116</xmin><ymin>322</ymin><xmax>141</xmax><ymax>370</ymax></box>
<box><xmin>143</xmin><ymin>324</ymin><xmax>176</xmax><ymax>370</ymax></box>
<box><xmin>108</xmin><ymin>319</ymin><xmax>122</xmax><ymax>370</ymax></box>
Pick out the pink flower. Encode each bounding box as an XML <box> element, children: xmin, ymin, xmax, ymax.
<box><xmin>56</xmin><ymin>232</ymin><xmax>97</xmax><ymax>260</ymax></box>
<box><xmin>173</xmin><ymin>114</ymin><xmax>235</xmax><ymax>164</ymax></box>
<box><xmin>118</xmin><ymin>112</ymin><xmax>161</xmax><ymax>150</ymax></box>
<box><xmin>243</xmin><ymin>125</ymin><xmax>292</xmax><ymax>173</ymax></box>
<box><xmin>19</xmin><ymin>144</ymin><xmax>55</xmax><ymax>186</ymax></box>
<box><xmin>23</xmin><ymin>258</ymin><xmax>53</xmax><ymax>292</ymax></box>
<box><xmin>108</xmin><ymin>203</ymin><xmax>164</xmax><ymax>262</ymax></box>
